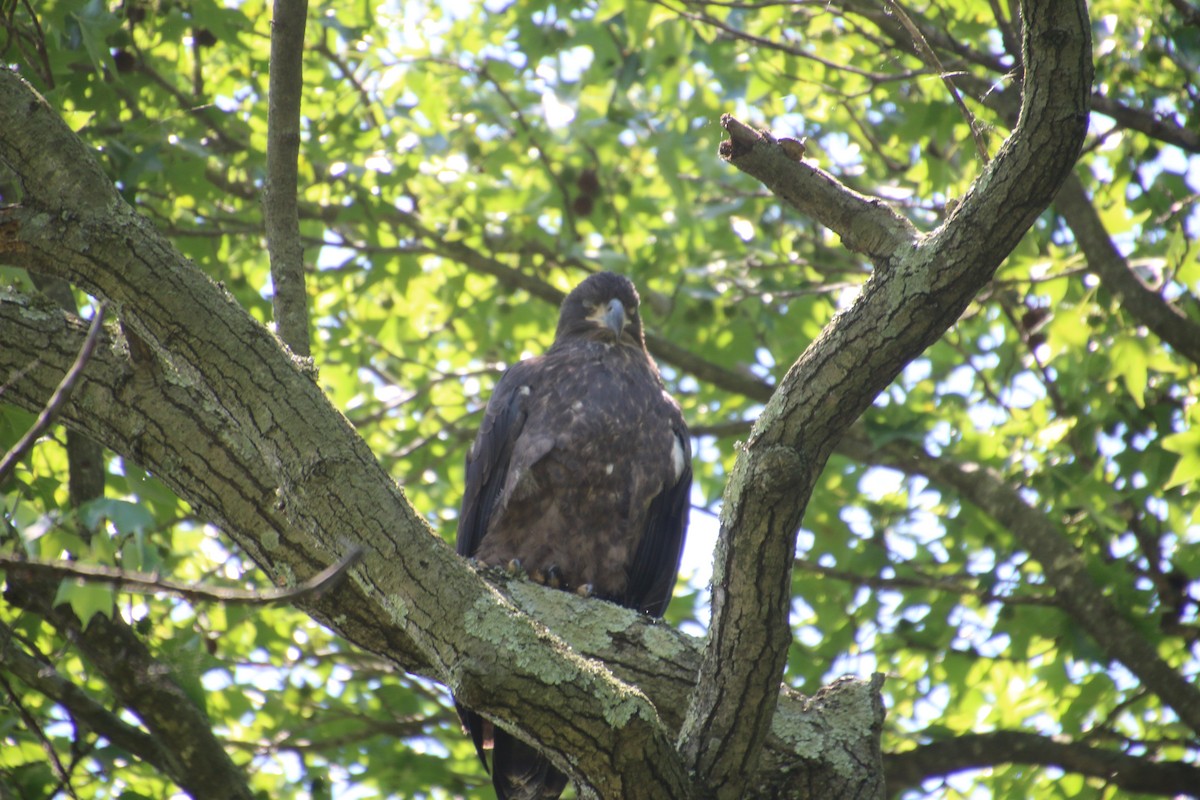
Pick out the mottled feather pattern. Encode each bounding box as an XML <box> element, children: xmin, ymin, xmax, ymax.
<box><xmin>454</xmin><ymin>273</ymin><xmax>691</xmax><ymax>799</ymax></box>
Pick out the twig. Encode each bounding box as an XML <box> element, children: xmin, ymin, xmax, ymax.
<box><xmin>0</xmin><ymin>620</ymin><xmax>178</xmax><ymax>778</ymax></box>
<box><xmin>0</xmin><ymin>302</ymin><xmax>107</xmax><ymax>484</ymax></box>
<box><xmin>0</xmin><ymin>673</ymin><xmax>81</xmax><ymax>800</ymax></box>
<box><xmin>794</xmin><ymin>558</ymin><xmax>1057</xmax><ymax>606</ymax></box>
<box><xmin>883</xmin><ymin>0</ymin><xmax>991</xmax><ymax>163</ymax></box>
<box><xmin>0</xmin><ymin>546</ymin><xmax>364</xmax><ymax>606</ymax></box>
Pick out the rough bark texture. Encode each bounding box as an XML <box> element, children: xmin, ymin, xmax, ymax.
<box><xmin>0</xmin><ymin>287</ymin><xmax>884</xmax><ymax>795</ymax></box>
<box><xmin>677</xmin><ymin>1</ymin><xmax>1092</xmax><ymax>796</ymax></box>
<box><xmin>0</xmin><ymin>0</ymin><xmax>1092</xmax><ymax>794</ymax></box>
<box><xmin>0</xmin><ymin>70</ymin><xmax>885</xmax><ymax>798</ymax></box>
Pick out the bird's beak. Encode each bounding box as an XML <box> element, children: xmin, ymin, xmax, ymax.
<box><xmin>603</xmin><ymin>298</ymin><xmax>626</xmax><ymax>336</ymax></box>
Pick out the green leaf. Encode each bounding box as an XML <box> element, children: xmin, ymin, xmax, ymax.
<box><xmin>52</xmin><ymin>579</ymin><xmax>115</xmax><ymax>626</ymax></box>
<box><xmin>1162</xmin><ymin>426</ymin><xmax>1200</xmax><ymax>489</ymax></box>
<box><xmin>1108</xmin><ymin>336</ymin><xmax>1149</xmax><ymax>408</ymax></box>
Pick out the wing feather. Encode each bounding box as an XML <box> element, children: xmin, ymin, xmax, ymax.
<box><xmin>455</xmin><ymin>361</ymin><xmax>536</xmax><ymax>778</ymax></box>
<box><xmin>457</xmin><ymin>364</ymin><xmax>534</xmax><ymax>559</ymax></box>
<box><xmin>625</xmin><ymin>423</ymin><xmax>692</xmax><ymax>616</ymax></box>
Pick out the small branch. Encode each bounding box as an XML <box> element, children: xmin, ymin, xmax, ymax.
<box><xmin>385</xmin><ymin>208</ymin><xmax>779</xmax><ymax>401</ymax></box>
<box><xmin>885</xmin><ymin>730</ymin><xmax>1200</xmax><ymax>796</ymax></box>
<box><xmin>863</xmin><ymin>435</ymin><xmax>1200</xmax><ymax>735</ymax></box>
<box><xmin>658</xmin><ymin>0</ymin><xmax>928</xmax><ymax>81</ymax></box>
<box><xmin>0</xmin><ymin>673</ymin><xmax>81</xmax><ymax>800</ymax></box>
<box><xmin>29</xmin><ymin>274</ymin><xmax>107</xmax><ymax>508</ymax></box>
<box><xmin>1055</xmin><ymin>172</ymin><xmax>1200</xmax><ymax>366</ymax></box>
<box><xmin>0</xmin><ymin>621</ymin><xmax>177</xmax><ymax>779</ymax></box>
<box><xmin>1091</xmin><ymin>93</ymin><xmax>1200</xmax><ymax>154</ymax></box>
<box><xmin>883</xmin><ymin>0</ymin><xmax>990</xmax><ymax>162</ymax></box>
<box><xmin>0</xmin><ymin>546</ymin><xmax>364</xmax><ymax>606</ymax></box>
<box><xmin>265</xmin><ymin>0</ymin><xmax>311</xmax><ymax>357</ymax></box>
<box><xmin>794</xmin><ymin>558</ymin><xmax>1057</xmax><ymax>607</ymax></box>
<box><xmin>4</xmin><ymin>574</ymin><xmax>258</xmax><ymax>800</ymax></box>
<box><xmin>312</xmin><ymin>36</ymin><xmax>381</xmax><ymax>129</ymax></box>
<box><xmin>718</xmin><ymin>114</ymin><xmax>920</xmax><ymax>264</ymax></box>
<box><xmin>0</xmin><ymin>302</ymin><xmax>107</xmax><ymax>484</ymax></box>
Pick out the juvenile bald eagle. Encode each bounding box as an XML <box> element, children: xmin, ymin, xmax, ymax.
<box><xmin>455</xmin><ymin>272</ymin><xmax>692</xmax><ymax>800</ymax></box>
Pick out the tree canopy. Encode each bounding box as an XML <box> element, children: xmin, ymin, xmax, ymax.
<box><xmin>1</xmin><ymin>0</ymin><xmax>1198</xmax><ymax>798</ymax></box>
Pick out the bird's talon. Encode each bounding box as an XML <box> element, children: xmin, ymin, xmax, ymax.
<box><xmin>545</xmin><ymin>565</ymin><xmax>563</xmax><ymax>589</ymax></box>
<box><xmin>506</xmin><ymin>559</ymin><xmax>524</xmax><ymax>576</ymax></box>
<box><xmin>575</xmin><ymin>583</ymin><xmax>593</xmax><ymax>598</ymax></box>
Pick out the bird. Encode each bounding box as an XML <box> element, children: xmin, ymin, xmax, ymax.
<box><xmin>454</xmin><ymin>271</ymin><xmax>692</xmax><ymax>800</ymax></box>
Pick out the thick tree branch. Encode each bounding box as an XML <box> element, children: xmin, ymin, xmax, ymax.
<box><xmin>885</xmin><ymin>731</ymin><xmax>1200</xmax><ymax>797</ymax></box>
<box><xmin>264</xmin><ymin>0</ymin><xmax>311</xmax><ymax>356</ymax></box>
<box><xmin>863</xmin><ymin>12</ymin><xmax>1200</xmax><ymax>366</ymax></box>
<box><xmin>679</xmin><ymin>1</ymin><xmax>1092</xmax><ymax>796</ymax></box>
<box><xmin>0</xmin><ymin>71</ymin><xmax>691</xmax><ymax>799</ymax></box>
<box><xmin>0</xmin><ymin>294</ymin><xmax>882</xmax><ymax>797</ymax></box>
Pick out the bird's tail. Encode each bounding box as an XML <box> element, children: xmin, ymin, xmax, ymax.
<box><xmin>492</xmin><ymin>731</ymin><xmax>569</xmax><ymax>800</ymax></box>
<box><xmin>458</xmin><ymin>702</ymin><xmax>568</xmax><ymax>800</ymax></box>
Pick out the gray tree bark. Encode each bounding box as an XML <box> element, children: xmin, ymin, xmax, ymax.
<box><xmin>0</xmin><ymin>0</ymin><xmax>1091</xmax><ymax>795</ymax></box>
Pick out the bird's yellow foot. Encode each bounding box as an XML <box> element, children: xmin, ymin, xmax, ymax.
<box><xmin>528</xmin><ymin>565</ymin><xmax>564</xmax><ymax>590</ymax></box>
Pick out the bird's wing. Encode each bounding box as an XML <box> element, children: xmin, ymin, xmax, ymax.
<box><xmin>455</xmin><ymin>361</ymin><xmax>539</xmax><ymax>770</ymax></box>
<box><xmin>456</xmin><ymin>361</ymin><xmax>535</xmax><ymax>560</ymax></box>
<box><xmin>625</xmin><ymin>420</ymin><xmax>692</xmax><ymax>617</ymax></box>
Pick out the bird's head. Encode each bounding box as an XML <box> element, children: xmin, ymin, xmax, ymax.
<box><xmin>554</xmin><ymin>272</ymin><xmax>647</xmax><ymax>351</ymax></box>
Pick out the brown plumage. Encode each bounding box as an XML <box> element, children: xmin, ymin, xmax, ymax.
<box><xmin>455</xmin><ymin>272</ymin><xmax>692</xmax><ymax>800</ymax></box>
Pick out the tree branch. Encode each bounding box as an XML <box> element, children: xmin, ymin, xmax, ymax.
<box><xmin>0</xmin><ymin>301</ymin><xmax>106</xmax><ymax>484</ymax></box>
<box><xmin>717</xmin><ymin>114</ymin><xmax>920</xmax><ymax>263</ymax></box>
<box><xmin>849</xmin><ymin>432</ymin><xmax>1200</xmax><ymax>735</ymax></box>
<box><xmin>2</xmin><ymin>576</ymin><xmax>257</xmax><ymax>800</ymax></box>
<box><xmin>882</xmin><ymin>0</ymin><xmax>990</xmax><ymax>162</ymax></box>
<box><xmin>264</xmin><ymin>0</ymin><xmax>311</xmax><ymax>356</ymax></box>
<box><xmin>885</xmin><ymin>731</ymin><xmax>1200</xmax><ymax>797</ymax></box>
<box><xmin>679</xmin><ymin>1</ymin><xmax>1093</xmax><ymax>795</ymax></box>
<box><xmin>0</xmin><ymin>672</ymin><xmax>81</xmax><ymax>799</ymax></box>
<box><xmin>0</xmin><ymin>547</ymin><xmax>362</xmax><ymax>606</ymax></box>
<box><xmin>1090</xmin><ymin>93</ymin><xmax>1200</xmax><ymax>154</ymax></box>
<box><xmin>0</xmin><ymin>621</ymin><xmax>179</xmax><ymax>781</ymax></box>
<box><xmin>1054</xmin><ymin>171</ymin><xmax>1200</xmax><ymax>366</ymax></box>
<box><xmin>0</xmin><ymin>293</ymin><xmax>882</xmax><ymax>797</ymax></box>
<box><xmin>27</xmin><ymin>275</ymin><xmax>108</xmax><ymax>507</ymax></box>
